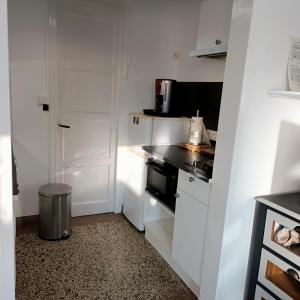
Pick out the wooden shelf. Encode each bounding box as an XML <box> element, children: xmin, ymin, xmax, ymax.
<box><xmin>267</xmin><ymin>90</ymin><xmax>300</xmax><ymax>100</ymax></box>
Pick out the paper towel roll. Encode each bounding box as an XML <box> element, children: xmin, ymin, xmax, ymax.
<box><xmin>188</xmin><ymin>116</ymin><xmax>211</xmax><ymax>145</ymax></box>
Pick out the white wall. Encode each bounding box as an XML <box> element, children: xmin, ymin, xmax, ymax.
<box><xmin>9</xmin><ymin>0</ymin><xmax>225</xmax><ymax>217</ymax></box>
<box><xmin>0</xmin><ymin>0</ymin><xmax>15</xmax><ymax>298</ymax></box>
<box><xmin>8</xmin><ymin>0</ymin><xmax>50</xmax><ymax>217</ymax></box>
<box><xmin>201</xmin><ymin>0</ymin><xmax>300</xmax><ymax>299</ymax></box>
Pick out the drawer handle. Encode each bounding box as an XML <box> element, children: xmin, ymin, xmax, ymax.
<box><xmin>58</xmin><ymin>123</ymin><xmax>70</xmax><ymax>129</ymax></box>
<box><xmin>287</xmin><ymin>268</ymin><xmax>300</xmax><ymax>281</ymax></box>
<box><xmin>189</xmin><ymin>177</ymin><xmax>194</xmax><ymax>182</ymax></box>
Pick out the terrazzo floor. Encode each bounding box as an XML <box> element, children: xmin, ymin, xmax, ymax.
<box><xmin>16</xmin><ymin>214</ymin><xmax>196</xmax><ymax>300</ymax></box>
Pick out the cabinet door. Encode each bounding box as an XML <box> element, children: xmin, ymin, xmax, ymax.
<box><xmin>172</xmin><ymin>190</ymin><xmax>208</xmax><ymax>284</ymax></box>
<box><xmin>123</xmin><ymin>150</ymin><xmax>147</xmax><ymax>231</ymax></box>
<box><xmin>127</xmin><ymin>115</ymin><xmax>152</xmax><ymax>146</ymax></box>
<box><xmin>258</xmin><ymin>249</ymin><xmax>300</xmax><ymax>300</ymax></box>
<box><xmin>196</xmin><ymin>0</ymin><xmax>233</xmax><ymax>52</ymax></box>
<box><xmin>254</xmin><ymin>285</ymin><xmax>276</xmax><ymax>300</ymax></box>
<box><xmin>178</xmin><ymin>170</ymin><xmax>210</xmax><ymax>206</ymax></box>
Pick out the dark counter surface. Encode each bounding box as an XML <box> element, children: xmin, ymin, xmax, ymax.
<box><xmin>142</xmin><ymin>145</ymin><xmax>213</xmax><ymax>182</ymax></box>
<box><xmin>256</xmin><ymin>192</ymin><xmax>300</xmax><ymax>220</ymax></box>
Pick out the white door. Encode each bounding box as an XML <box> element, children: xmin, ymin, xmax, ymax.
<box><xmin>50</xmin><ymin>0</ymin><xmax>122</xmax><ymax>216</ymax></box>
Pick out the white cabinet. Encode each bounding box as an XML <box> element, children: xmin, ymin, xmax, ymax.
<box><xmin>124</xmin><ymin>113</ymin><xmax>190</xmax><ymax>231</ymax></box>
<box><xmin>144</xmin><ymin>192</ymin><xmax>175</xmax><ymax>254</ymax></box>
<box><xmin>178</xmin><ymin>170</ymin><xmax>210</xmax><ymax>206</ymax></box>
<box><xmin>128</xmin><ymin>114</ymin><xmax>152</xmax><ymax>147</ymax></box>
<box><xmin>123</xmin><ymin>150</ymin><xmax>148</xmax><ymax>231</ymax></box>
<box><xmin>172</xmin><ymin>170</ymin><xmax>211</xmax><ymax>285</ymax></box>
<box><xmin>172</xmin><ymin>189</ymin><xmax>208</xmax><ymax>284</ymax></box>
<box><xmin>151</xmin><ymin>118</ymin><xmax>190</xmax><ymax>145</ymax></box>
<box><xmin>127</xmin><ymin>113</ymin><xmax>190</xmax><ymax>147</ymax></box>
<box><xmin>190</xmin><ymin>0</ymin><xmax>233</xmax><ymax>57</ymax></box>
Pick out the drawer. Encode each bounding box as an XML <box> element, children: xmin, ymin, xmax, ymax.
<box><xmin>255</xmin><ymin>285</ymin><xmax>276</xmax><ymax>300</ymax></box>
<box><xmin>177</xmin><ymin>170</ymin><xmax>210</xmax><ymax>206</ymax></box>
<box><xmin>263</xmin><ymin>210</ymin><xmax>300</xmax><ymax>267</ymax></box>
<box><xmin>258</xmin><ymin>248</ymin><xmax>300</xmax><ymax>300</ymax></box>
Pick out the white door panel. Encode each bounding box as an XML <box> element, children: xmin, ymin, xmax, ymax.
<box><xmin>61</xmin><ymin>118</ymin><xmax>112</xmax><ymax>163</ymax></box>
<box><xmin>52</xmin><ymin>0</ymin><xmax>122</xmax><ymax>216</ymax></box>
<box><xmin>61</xmin><ymin>69</ymin><xmax>114</xmax><ymax>113</ymax></box>
<box><xmin>60</xmin><ymin>9</ymin><xmax>116</xmax><ymax>69</ymax></box>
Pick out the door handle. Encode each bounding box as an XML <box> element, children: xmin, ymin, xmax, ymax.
<box><xmin>58</xmin><ymin>123</ymin><xmax>70</xmax><ymax>129</ymax></box>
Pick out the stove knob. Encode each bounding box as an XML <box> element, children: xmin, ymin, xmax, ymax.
<box><xmin>189</xmin><ymin>177</ymin><xmax>195</xmax><ymax>182</ymax></box>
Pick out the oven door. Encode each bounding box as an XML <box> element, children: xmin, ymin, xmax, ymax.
<box><xmin>146</xmin><ymin>160</ymin><xmax>168</xmax><ymax>199</ymax></box>
<box><xmin>146</xmin><ymin>159</ymin><xmax>177</xmax><ymax>211</ymax></box>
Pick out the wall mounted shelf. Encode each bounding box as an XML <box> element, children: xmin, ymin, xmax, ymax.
<box><xmin>267</xmin><ymin>90</ymin><xmax>300</xmax><ymax>100</ymax></box>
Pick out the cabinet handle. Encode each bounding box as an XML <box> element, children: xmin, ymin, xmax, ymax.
<box><xmin>133</xmin><ymin>116</ymin><xmax>136</xmax><ymax>124</ymax></box>
<box><xmin>215</xmin><ymin>39</ymin><xmax>222</xmax><ymax>45</ymax></box>
<box><xmin>136</xmin><ymin>117</ymin><xmax>139</xmax><ymax>125</ymax></box>
<box><xmin>189</xmin><ymin>177</ymin><xmax>194</xmax><ymax>182</ymax></box>
<box><xmin>58</xmin><ymin>123</ymin><xmax>70</xmax><ymax>129</ymax></box>
<box><xmin>287</xmin><ymin>268</ymin><xmax>300</xmax><ymax>281</ymax></box>
<box><xmin>175</xmin><ymin>193</ymin><xmax>180</xmax><ymax>198</ymax></box>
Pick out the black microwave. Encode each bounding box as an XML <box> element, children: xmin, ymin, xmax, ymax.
<box><xmin>145</xmin><ymin>158</ymin><xmax>178</xmax><ymax>211</ymax></box>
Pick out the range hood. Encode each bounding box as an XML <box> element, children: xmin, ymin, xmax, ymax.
<box><xmin>189</xmin><ymin>45</ymin><xmax>227</xmax><ymax>58</ymax></box>
<box><xmin>189</xmin><ymin>0</ymin><xmax>233</xmax><ymax>58</ymax></box>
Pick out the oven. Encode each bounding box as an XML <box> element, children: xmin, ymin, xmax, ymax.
<box><xmin>145</xmin><ymin>158</ymin><xmax>178</xmax><ymax>211</ymax></box>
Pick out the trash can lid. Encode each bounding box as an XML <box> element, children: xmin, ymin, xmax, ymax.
<box><xmin>39</xmin><ymin>183</ymin><xmax>72</xmax><ymax>197</ymax></box>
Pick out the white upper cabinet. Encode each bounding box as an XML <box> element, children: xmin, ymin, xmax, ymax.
<box><xmin>127</xmin><ymin>113</ymin><xmax>190</xmax><ymax>147</ymax></box>
<box><xmin>190</xmin><ymin>0</ymin><xmax>233</xmax><ymax>57</ymax></box>
<box><xmin>127</xmin><ymin>114</ymin><xmax>153</xmax><ymax>147</ymax></box>
<box><xmin>151</xmin><ymin>118</ymin><xmax>190</xmax><ymax>145</ymax></box>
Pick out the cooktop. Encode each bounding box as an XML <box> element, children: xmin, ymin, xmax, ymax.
<box><xmin>185</xmin><ymin>159</ymin><xmax>213</xmax><ymax>179</ymax></box>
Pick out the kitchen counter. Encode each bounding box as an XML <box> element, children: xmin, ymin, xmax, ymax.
<box><xmin>142</xmin><ymin>145</ymin><xmax>213</xmax><ymax>182</ymax></box>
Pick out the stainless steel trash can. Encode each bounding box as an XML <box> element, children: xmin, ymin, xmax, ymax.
<box><xmin>38</xmin><ymin>183</ymin><xmax>72</xmax><ymax>240</ymax></box>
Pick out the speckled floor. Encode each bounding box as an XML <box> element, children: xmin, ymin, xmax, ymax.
<box><xmin>16</xmin><ymin>214</ymin><xmax>196</xmax><ymax>300</ymax></box>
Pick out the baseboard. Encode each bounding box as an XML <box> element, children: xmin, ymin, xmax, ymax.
<box><xmin>16</xmin><ymin>215</ymin><xmax>39</xmax><ymax>229</ymax></box>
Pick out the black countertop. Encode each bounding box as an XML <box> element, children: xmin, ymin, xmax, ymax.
<box><xmin>256</xmin><ymin>192</ymin><xmax>300</xmax><ymax>220</ymax></box>
<box><xmin>142</xmin><ymin>145</ymin><xmax>213</xmax><ymax>182</ymax></box>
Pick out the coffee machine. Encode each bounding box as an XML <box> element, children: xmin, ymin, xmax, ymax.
<box><xmin>155</xmin><ymin>79</ymin><xmax>176</xmax><ymax>113</ymax></box>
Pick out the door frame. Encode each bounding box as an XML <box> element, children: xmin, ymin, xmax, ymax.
<box><xmin>0</xmin><ymin>0</ymin><xmax>15</xmax><ymax>298</ymax></box>
<box><xmin>46</xmin><ymin>0</ymin><xmax>126</xmax><ymax>214</ymax></box>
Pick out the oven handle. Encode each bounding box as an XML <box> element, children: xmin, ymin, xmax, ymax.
<box><xmin>146</xmin><ymin>162</ymin><xmax>168</xmax><ymax>176</ymax></box>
